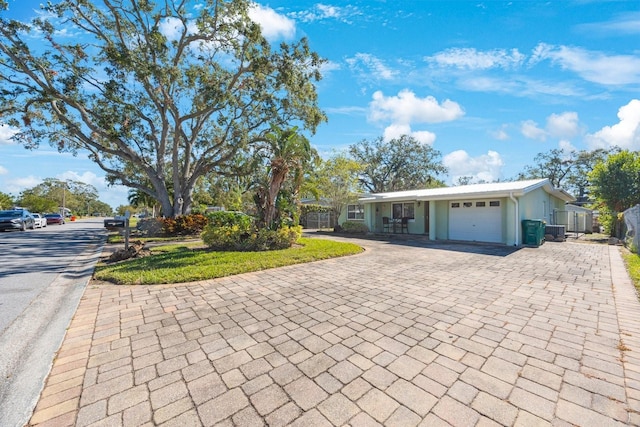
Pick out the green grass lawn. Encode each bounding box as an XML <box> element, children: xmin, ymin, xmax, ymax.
<box><xmin>622</xmin><ymin>250</ymin><xmax>640</xmax><ymax>292</ymax></box>
<box><xmin>94</xmin><ymin>237</ymin><xmax>363</xmax><ymax>285</ymax></box>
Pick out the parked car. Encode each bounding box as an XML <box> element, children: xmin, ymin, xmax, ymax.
<box><xmin>32</xmin><ymin>213</ymin><xmax>47</xmax><ymax>228</ymax></box>
<box><xmin>0</xmin><ymin>209</ymin><xmax>35</xmax><ymax>231</ymax></box>
<box><xmin>44</xmin><ymin>213</ymin><xmax>65</xmax><ymax>225</ymax></box>
<box><xmin>104</xmin><ymin>216</ymin><xmax>126</xmax><ymax>230</ymax></box>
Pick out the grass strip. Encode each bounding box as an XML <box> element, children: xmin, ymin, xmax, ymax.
<box><xmin>107</xmin><ymin>234</ymin><xmax>196</xmax><ymax>244</ymax></box>
<box><xmin>94</xmin><ymin>237</ymin><xmax>363</xmax><ymax>285</ymax></box>
<box><xmin>622</xmin><ymin>250</ymin><xmax>640</xmax><ymax>292</ymax></box>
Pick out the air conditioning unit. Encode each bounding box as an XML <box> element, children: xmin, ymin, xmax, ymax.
<box><xmin>545</xmin><ymin>224</ymin><xmax>566</xmax><ymax>240</ymax></box>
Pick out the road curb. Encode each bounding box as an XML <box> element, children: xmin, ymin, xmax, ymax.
<box><xmin>0</xmin><ymin>236</ymin><xmax>106</xmax><ymax>427</ymax></box>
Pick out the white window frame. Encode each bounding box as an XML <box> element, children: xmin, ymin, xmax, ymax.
<box><xmin>347</xmin><ymin>204</ymin><xmax>365</xmax><ymax>220</ymax></box>
<box><xmin>392</xmin><ymin>202</ymin><xmax>415</xmax><ymax>220</ymax></box>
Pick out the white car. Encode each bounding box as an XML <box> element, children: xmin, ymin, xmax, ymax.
<box><xmin>32</xmin><ymin>213</ymin><xmax>47</xmax><ymax>228</ymax></box>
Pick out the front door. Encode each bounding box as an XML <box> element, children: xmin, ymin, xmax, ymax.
<box><xmin>424</xmin><ymin>201</ymin><xmax>430</xmax><ymax>235</ymax></box>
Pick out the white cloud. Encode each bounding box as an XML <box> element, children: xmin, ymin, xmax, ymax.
<box><xmin>57</xmin><ymin>170</ymin><xmax>105</xmax><ymax>188</ymax></box>
<box><xmin>558</xmin><ymin>139</ymin><xmax>578</xmax><ymax>153</ymax></box>
<box><xmin>586</xmin><ymin>99</ymin><xmax>640</xmax><ymax>150</ymax></box>
<box><xmin>0</xmin><ymin>165</ymin><xmax>8</xmax><ymax>175</ymax></box>
<box><xmin>382</xmin><ymin>124</ymin><xmax>436</xmax><ymax>145</ymax></box>
<box><xmin>457</xmin><ymin>77</ymin><xmax>518</xmax><ymax>93</ymax></box>
<box><xmin>577</xmin><ymin>12</ymin><xmax>640</xmax><ymax>35</ymax></box>
<box><xmin>427</xmin><ymin>48</ymin><xmax>525</xmax><ymax>70</ymax></box>
<box><xmin>546</xmin><ymin>112</ymin><xmax>580</xmax><ymax>139</ymax></box>
<box><xmin>158</xmin><ymin>17</ymin><xmax>198</xmax><ymax>41</ymax></box>
<box><xmin>0</xmin><ymin>124</ymin><xmax>19</xmax><ymax>145</ymax></box>
<box><xmin>443</xmin><ymin>150</ymin><xmax>504</xmax><ymax>184</ymax></box>
<box><xmin>320</xmin><ymin>60</ymin><xmax>341</xmax><ymax>75</ymax></box>
<box><xmin>56</xmin><ymin>170</ymin><xmax>130</xmax><ymax>209</ymax></box>
<box><xmin>520</xmin><ymin>120</ymin><xmax>547</xmax><ymax>141</ymax></box>
<box><xmin>521</xmin><ymin>111</ymin><xmax>583</xmax><ymax>142</ymax></box>
<box><xmin>491</xmin><ymin>125</ymin><xmax>509</xmax><ymax>141</ymax></box>
<box><xmin>383</xmin><ymin>123</ymin><xmax>410</xmax><ymax>141</ymax></box>
<box><xmin>459</xmin><ymin>76</ymin><xmax>581</xmax><ymax>98</ymax></box>
<box><xmin>248</xmin><ymin>4</ymin><xmax>296</xmax><ymax>40</ymax></box>
<box><xmin>368</xmin><ymin>89</ymin><xmax>463</xmax><ymax>144</ymax></box>
<box><xmin>290</xmin><ymin>4</ymin><xmax>360</xmax><ymax>23</ymax></box>
<box><xmin>409</xmin><ymin>130</ymin><xmax>437</xmax><ymax>145</ymax></box>
<box><xmin>316</xmin><ymin>4</ymin><xmax>342</xmax><ymax>19</ymax></box>
<box><xmin>530</xmin><ymin>43</ymin><xmax>640</xmax><ymax>85</ymax></box>
<box><xmin>158</xmin><ymin>5</ymin><xmax>295</xmax><ymax>44</ymax></box>
<box><xmin>3</xmin><ymin>175</ymin><xmax>43</xmax><ymax>194</ymax></box>
<box><xmin>369</xmin><ymin>89</ymin><xmax>464</xmax><ymax>124</ymax></box>
<box><xmin>346</xmin><ymin>53</ymin><xmax>398</xmax><ymax>81</ymax></box>
<box><xmin>324</xmin><ymin>106</ymin><xmax>367</xmax><ymax>115</ymax></box>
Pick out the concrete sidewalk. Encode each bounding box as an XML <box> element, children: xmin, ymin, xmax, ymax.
<box><xmin>26</xmin><ymin>238</ymin><xmax>640</xmax><ymax>426</ymax></box>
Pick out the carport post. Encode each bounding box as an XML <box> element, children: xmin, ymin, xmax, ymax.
<box><xmin>510</xmin><ymin>192</ymin><xmax>519</xmax><ymax>245</ymax></box>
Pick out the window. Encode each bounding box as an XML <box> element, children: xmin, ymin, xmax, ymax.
<box><xmin>489</xmin><ymin>201</ymin><xmax>500</xmax><ymax>207</ymax></box>
<box><xmin>347</xmin><ymin>204</ymin><xmax>364</xmax><ymax>220</ymax></box>
<box><xmin>451</xmin><ymin>202</ymin><xmax>460</xmax><ymax>208</ymax></box>
<box><xmin>392</xmin><ymin>203</ymin><xmax>415</xmax><ymax>219</ymax></box>
<box><xmin>463</xmin><ymin>202</ymin><xmax>473</xmax><ymax>207</ymax></box>
<box><xmin>476</xmin><ymin>201</ymin><xmax>486</xmax><ymax>207</ymax></box>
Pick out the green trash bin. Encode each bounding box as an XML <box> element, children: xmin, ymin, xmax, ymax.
<box><xmin>537</xmin><ymin>220</ymin><xmax>546</xmax><ymax>244</ymax></box>
<box><xmin>522</xmin><ymin>219</ymin><xmax>545</xmax><ymax>246</ymax></box>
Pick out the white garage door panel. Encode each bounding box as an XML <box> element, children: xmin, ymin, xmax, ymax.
<box><xmin>449</xmin><ymin>201</ymin><xmax>502</xmax><ymax>243</ymax></box>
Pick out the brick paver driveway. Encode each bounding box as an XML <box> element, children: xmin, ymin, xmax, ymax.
<box><xmin>29</xmin><ymin>237</ymin><xmax>640</xmax><ymax>426</ymax></box>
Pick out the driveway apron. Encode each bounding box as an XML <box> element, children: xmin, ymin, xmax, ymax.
<box><xmin>27</xmin><ymin>237</ymin><xmax>640</xmax><ymax>426</ymax></box>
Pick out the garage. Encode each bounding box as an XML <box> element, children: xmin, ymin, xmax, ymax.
<box><xmin>359</xmin><ymin>179</ymin><xmax>576</xmax><ymax>245</ymax></box>
<box><xmin>449</xmin><ymin>200</ymin><xmax>502</xmax><ymax>243</ymax></box>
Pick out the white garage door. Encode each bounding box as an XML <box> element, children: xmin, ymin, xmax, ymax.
<box><xmin>449</xmin><ymin>200</ymin><xmax>503</xmax><ymax>243</ymax></box>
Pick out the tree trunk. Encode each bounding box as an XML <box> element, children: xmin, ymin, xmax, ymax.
<box><xmin>331</xmin><ymin>208</ymin><xmax>340</xmax><ymax>227</ymax></box>
<box><xmin>264</xmin><ymin>170</ymin><xmax>287</xmax><ymax>228</ymax></box>
<box><xmin>151</xmin><ymin>181</ymin><xmax>173</xmax><ymax>218</ymax></box>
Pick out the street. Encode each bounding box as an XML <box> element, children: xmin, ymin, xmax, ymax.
<box><xmin>0</xmin><ymin>218</ymin><xmax>106</xmax><ymax>427</ymax></box>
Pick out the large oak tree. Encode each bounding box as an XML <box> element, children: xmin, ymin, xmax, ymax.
<box><xmin>348</xmin><ymin>135</ymin><xmax>447</xmax><ymax>193</ymax></box>
<box><xmin>517</xmin><ymin>148</ymin><xmax>610</xmax><ymax>202</ymax></box>
<box><xmin>0</xmin><ymin>0</ymin><xmax>325</xmax><ymax>217</ymax></box>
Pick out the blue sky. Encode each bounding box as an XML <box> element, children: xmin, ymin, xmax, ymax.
<box><xmin>1</xmin><ymin>1</ymin><xmax>639</xmax><ymax>209</ymax></box>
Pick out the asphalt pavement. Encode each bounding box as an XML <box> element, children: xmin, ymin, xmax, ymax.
<box><xmin>0</xmin><ymin>219</ymin><xmax>106</xmax><ymax>427</ymax></box>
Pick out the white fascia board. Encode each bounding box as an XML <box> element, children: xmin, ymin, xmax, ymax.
<box><xmin>358</xmin><ymin>178</ymin><xmax>575</xmax><ymax>203</ymax></box>
<box><xmin>416</xmin><ymin>190</ymin><xmax>526</xmax><ymax>202</ymax></box>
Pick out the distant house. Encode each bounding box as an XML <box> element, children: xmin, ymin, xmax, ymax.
<box><xmin>356</xmin><ymin>178</ymin><xmax>575</xmax><ymax>246</ymax></box>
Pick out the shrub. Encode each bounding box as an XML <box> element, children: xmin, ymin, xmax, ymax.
<box><xmin>201</xmin><ymin>211</ymin><xmax>253</xmax><ymax>250</ymax></box>
<box><xmin>340</xmin><ymin>221</ymin><xmax>369</xmax><ymax>234</ymax></box>
<box><xmin>160</xmin><ymin>214</ymin><xmax>208</xmax><ymax>236</ymax></box>
<box><xmin>136</xmin><ymin>218</ymin><xmax>164</xmax><ymax>236</ymax></box>
<box><xmin>202</xmin><ymin>211</ymin><xmax>301</xmax><ymax>251</ymax></box>
<box><xmin>251</xmin><ymin>226</ymin><xmax>302</xmax><ymax>251</ymax></box>
<box><xmin>207</xmin><ymin>211</ymin><xmax>253</xmax><ymax>229</ymax></box>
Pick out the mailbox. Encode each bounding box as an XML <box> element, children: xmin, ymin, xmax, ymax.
<box><xmin>104</xmin><ymin>216</ymin><xmax>126</xmax><ymax>229</ymax></box>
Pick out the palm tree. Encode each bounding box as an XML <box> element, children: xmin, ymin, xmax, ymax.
<box><xmin>254</xmin><ymin>126</ymin><xmax>313</xmax><ymax>229</ymax></box>
<box><xmin>128</xmin><ymin>188</ymin><xmax>160</xmax><ymax>217</ymax></box>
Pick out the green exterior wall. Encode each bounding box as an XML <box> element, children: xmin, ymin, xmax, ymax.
<box><xmin>360</xmin><ymin>186</ymin><xmax>569</xmax><ymax>245</ymax></box>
